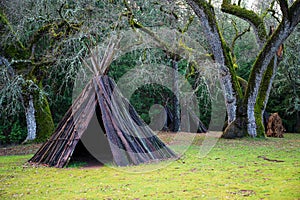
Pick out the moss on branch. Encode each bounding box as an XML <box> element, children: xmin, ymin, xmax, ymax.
<box><xmin>0</xmin><ymin>10</ymin><xmax>26</xmax><ymax>50</ymax></box>
<box><xmin>221</xmin><ymin>1</ymin><xmax>267</xmax><ymax>43</ymax></box>
<box><xmin>29</xmin><ymin>20</ymin><xmax>82</xmax><ymax>51</ymax></box>
<box><xmin>0</xmin><ymin>9</ymin><xmax>28</xmax><ymax>59</ymax></box>
<box><xmin>237</xmin><ymin>76</ymin><xmax>248</xmax><ymax>93</ymax></box>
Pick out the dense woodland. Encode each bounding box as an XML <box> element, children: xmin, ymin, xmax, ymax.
<box><xmin>0</xmin><ymin>0</ymin><xmax>299</xmax><ymax>144</ymax></box>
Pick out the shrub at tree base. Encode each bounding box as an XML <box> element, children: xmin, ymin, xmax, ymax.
<box><xmin>266</xmin><ymin>113</ymin><xmax>285</xmax><ymax>138</ymax></box>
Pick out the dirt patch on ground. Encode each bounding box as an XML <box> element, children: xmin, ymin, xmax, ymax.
<box><xmin>0</xmin><ymin>143</ymin><xmax>42</xmax><ymax>156</ymax></box>
<box><xmin>0</xmin><ymin>132</ymin><xmax>205</xmax><ymax>156</ymax></box>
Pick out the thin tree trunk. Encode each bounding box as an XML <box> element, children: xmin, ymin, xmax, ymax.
<box><xmin>181</xmin><ymin>99</ymin><xmax>190</xmax><ymax>132</ymax></box>
<box><xmin>172</xmin><ymin>59</ymin><xmax>180</xmax><ymax>132</ymax></box>
<box><xmin>295</xmin><ymin>111</ymin><xmax>300</xmax><ymax>133</ymax></box>
<box><xmin>25</xmin><ymin>95</ymin><xmax>37</xmax><ymax>141</ymax></box>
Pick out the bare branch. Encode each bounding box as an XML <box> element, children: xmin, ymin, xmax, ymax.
<box><xmin>231</xmin><ymin>20</ymin><xmax>251</xmax><ymax>56</ymax></box>
<box><xmin>268</xmin><ymin>9</ymin><xmax>282</xmax><ymax>23</ymax></box>
<box><xmin>261</xmin><ymin>0</ymin><xmax>281</xmax><ymax>23</ymax></box>
<box><xmin>179</xmin><ymin>15</ymin><xmax>195</xmax><ymax>33</ymax></box>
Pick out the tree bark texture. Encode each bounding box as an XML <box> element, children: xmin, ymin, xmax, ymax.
<box><xmin>245</xmin><ymin>0</ymin><xmax>300</xmax><ymax>137</ymax></box>
<box><xmin>25</xmin><ymin>95</ymin><xmax>37</xmax><ymax>141</ymax></box>
<box><xmin>185</xmin><ymin>0</ymin><xmax>240</xmax><ymax>125</ymax></box>
<box><xmin>172</xmin><ymin>59</ymin><xmax>180</xmax><ymax>132</ymax></box>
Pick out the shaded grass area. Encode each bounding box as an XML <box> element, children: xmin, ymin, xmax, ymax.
<box><xmin>0</xmin><ymin>144</ymin><xmax>42</xmax><ymax>156</ymax></box>
<box><xmin>0</xmin><ymin>133</ymin><xmax>299</xmax><ymax>199</ymax></box>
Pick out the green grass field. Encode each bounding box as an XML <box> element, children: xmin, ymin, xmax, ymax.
<box><xmin>0</xmin><ymin>133</ymin><xmax>299</xmax><ymax>199</ymax></box>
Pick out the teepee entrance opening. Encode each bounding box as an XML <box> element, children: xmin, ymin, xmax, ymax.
<box><xmin>70</xmin><ymin>106</ymin><xmax>114</xmax><ymax>166</ymax></box>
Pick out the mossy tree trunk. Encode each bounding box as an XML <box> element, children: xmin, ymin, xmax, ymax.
<box><xmin>34</xmin><ymin>81</ymin><xmax>55</xmax><ymax>142</ymax></box>
<box><xmin>186</xmin><ymin>0</ymin><xmax>300</xmax><ymax>138</ymax></box>
<box><xmin>254</xmin><ymin>56</ymin><xmax>281</xmax><ymax>137</ymax></box>
<box><xmin>186</xmin><ymin>0</ymin><xmax>242</xmax><ymax>127</ymax></box>
<box><xmin>243</xmin><ymin>0</ymin><xmax>300</xmax><ymax>137</ymax></box>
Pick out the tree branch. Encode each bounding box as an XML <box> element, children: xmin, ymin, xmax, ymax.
<box><xmin>0</xmin><ymin>9</ymin><xmax>26</xmax><ymax>50</ymax></box>
<box><xmin>238</xmin><ymin>0</ymin><xmax>242</xmax><ymax>6</ymax></box>
<box><xmin>289</xmin><ymin>0</ymin><xmax>300</xmax><ymax>27</ymax></box>
<box><xmin>261</xmin><ymin>0</ymin><xmax>281</xmax><ymax>23</ymax></box>
<box><xmin>186</xmin><ymin>0</ymin><xmax>225</xmax><ymax>65</ymax></box>
<box><xmin>221</xmin><ymin>0</ymin><xmax>267</xmax><ymax>48</ymax></box>
<box><xmin>179</xmin><ymin>15</ymin><xmax>195</xmax><ymax>33</ymax></box>
<box><xmin>278</xmin><ymin>0</ymin><xmax>289</xmax><ymax>19</ymax></box>
<box><xmin>123</xmin><ymin>0</ymin><xmax>208</xmax><ymax>61</ymax></box>
<box><xmin>231</xmin><ymin>21</ymin><xmax>251</xmax><ymax>57</ymax></box>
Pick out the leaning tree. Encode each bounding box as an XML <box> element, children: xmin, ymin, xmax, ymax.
<box><xmin>185</xmin><ymin>0</ymin><xmax>300</xmax><ymax>138</ymax></box>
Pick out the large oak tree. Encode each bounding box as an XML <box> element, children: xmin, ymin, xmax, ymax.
<box><xmin>186</xmin><ymin>0</ymin><xmax>300</xmax><ymax>137</ymax></box>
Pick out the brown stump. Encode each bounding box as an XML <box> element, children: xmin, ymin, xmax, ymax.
<box><xmin>266</xmin><ymin>113</ymin><xmax>285</xmax><ymax>138</ymax></box>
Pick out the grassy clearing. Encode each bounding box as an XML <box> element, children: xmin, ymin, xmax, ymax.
<box><xmin>0</xmin><ymin>133</ymin><xmax>299</xmax><ymax>199</ymax></box>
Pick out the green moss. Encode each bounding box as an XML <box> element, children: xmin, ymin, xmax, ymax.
<box><xmin>0</xmin><ymin>10</ymin><xmax>26</xmax><ymax>50</ymax></box>
<box><xmin>223</xmin><ymin>0</ymin><xmax>231</xmax><ymax>4</ymax></box>
<box><xmin>1</xmin><ymin>9</ymin><xmax>29</xmax><ymax>60</ymax></box>
<box><xmin>254</xmin><ymin>106</ymin><xmax>265</xmax><ymax>137</ymax></box>
<box><xmin>0</xmin><ymin>10</ymin><xmax>8</xmax><ymax>24</ymax></box>
<box><xmin>196</xmin><ymin>0</ymin><xmax>243</xmax><ymax>100</ymax></box>
<box><xmin>254</xmin><ymin>58</ymin><xmax>276</xmax><ymax>137</ymax></box>
<box><xmin>244</xmin><ymin>40</ymin><xmax>271</xmax><ymax>102</ymax></box>
<box><xmin>198</xmin><ymin>0</ymin><xmax>216</xmax><ymax>29</ymax></box>
<box><xmin>4</xmin><ymin>45</ymin><xmax>23</xmax><ymax>59</ymax></box>
<box><xmin>220</xmin><ymin>35</ymin><xmax>243</xmax><ymax>99</ymax></box>
<box><xmin>237</xmin><ymin>76</ymin><xmax>248</xmax><ymax>93</ymax></box>
<box><xmin>34</xmin><ymin>90</ymin><xmax>55</xmax><ymax>142</ymax></box>
<box><xmin>221</xmin><ymin>3</ymin><xmax>267</xmax><ymax>41</ymax></box>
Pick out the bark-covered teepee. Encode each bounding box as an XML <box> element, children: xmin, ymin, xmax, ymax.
<box><xmin>28</xmin><ymin>39</ymin><xmax>176</xmax><ymax>168</ymax></box>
